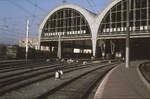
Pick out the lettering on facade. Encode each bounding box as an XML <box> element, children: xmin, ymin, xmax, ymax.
<box><xmin>44</xmin><ymin>30</ymin><xmax>86</xmax><ymax>37</ymax></box>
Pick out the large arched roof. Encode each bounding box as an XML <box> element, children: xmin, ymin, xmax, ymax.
<box><xmin>39</xmin><ymin>3</ymin><xmax>97</xmax><ymax>41</ymax></box>
<box><xmin>93</xmin><ymin>0</ymin><xmax>122</xmax><ymax>37</ymax></box>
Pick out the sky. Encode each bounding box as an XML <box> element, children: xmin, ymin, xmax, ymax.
<box><xmin>0</xmin><ymin>0</ymin><xmax>112</xmax><ymax>45</ymax></box>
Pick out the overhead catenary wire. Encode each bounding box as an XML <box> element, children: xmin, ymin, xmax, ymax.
<box><xmin>0</xmin><ymin>0</ymin><xmax>44</xmax><ymax>45</ymax></box>
<box><xmin>0</xmin><ymin>35</ymin><xmax>20</xmax><ymax>41</ymax></box>
<box><xmin>0</xmin><ymin>27</ymin><xmax>25</xmax><ymax>34</ymax></box>
<box><xmin>0</xmin><ymin>30</ymin><xmax>25</xmax><ymax>44</ymax></box>
<box><xmin>0</xmin><ymin>9</ymin><xmax>39</xmax><ymax>44</ymax></box>
<box><xmin>0</xmin><ymin>28</ymin><xmax>26</xmax><ymax>41</ymax></box>
<box><xmin>90</xmin><ymin>0</ymin><xmax>99</xmax><ymax>14</ymax></box>
<box><xmin>7</xmin><ymin>0</ymin><xmax>41</xmax><ymax>35</ymax></box>
<box><xmin>25</xmin><ymin>0</ymin><xmax>47</xmax><ymax>12</ymax></box>
<box><xmin>6</xmin><ymin>0</ymin><xmax>41</xmax><ymax>19</ymax></box>
<box><xmin>0</xmin><ymin>34</ymin><xmax>21</xmax><ymax>42</ymax></box>
<box><xmin>0</xmin><ymin>27</ymin><xmax>37</xmax><ymax>39</ymax></box>
<box><xmin>0</xmin><ymin>23</ymin><xmax>38</xmax><ymax>37</ymax></box>
<box><xmin>27</xmin><ymin>0</ymin><xmax>38</xmax><ymax>29</ymax></box>
<box><xmin>0</xmin><ymin>38</ymin><xmax>18</xmax><ymax>45</ymax></box>
<box><xmin>0</xmin><ymin>25</ymin><xmax>8</xmax><ymax>28</ymax></box>
<box><xmin>0</xmin><ymin>31</ymin><xmax>24</xmax><ymax>40</ymax></box>
<box><xmin>0</xmin><ymin>23</ymin><xmax>27</xmax><ymax>37</ymax></box>
<box><xmin>86</xmin><ymin>0</ymin><xmax>97</xmax><ymax>13</ymax></box>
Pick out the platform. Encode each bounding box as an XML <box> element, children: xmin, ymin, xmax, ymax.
<box><xmin>94</xmin><ymin>61</ymin><xmax>150</xmax><ymax>99</ymax></box>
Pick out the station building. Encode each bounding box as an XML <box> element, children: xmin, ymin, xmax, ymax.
<box><xmin>39</xmin><ymin>0</ymin><xmax>150</xmax><ymax>59</ymax></box>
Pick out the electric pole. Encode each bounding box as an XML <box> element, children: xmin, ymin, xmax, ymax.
<box><xmin>126</xmin><ymin>0</ymin><xmax>130</xmax><ymax>68</ymax></box>
<box><xmin>26</xmin><ymin>20</ymin><xmax>29</xmax><ymax>62</ymax></box>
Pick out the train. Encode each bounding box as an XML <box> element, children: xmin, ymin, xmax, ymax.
<box><xmin>0</xmin><ymin>45</ymin><xmax>51</xmax><ymax>60</ymax></box>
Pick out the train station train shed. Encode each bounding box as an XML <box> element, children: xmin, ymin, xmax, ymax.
<box><xmin>39</xmin><ymin>0</ymin><xmax>150</xmax><ymax>59</ymax></box>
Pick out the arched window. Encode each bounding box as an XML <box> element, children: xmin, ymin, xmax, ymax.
<box><xmin>42</xmin><ymin>8</ymin><xmax>91</xmax><ymax>38</ymax></box>
<box><xmin>98</xmin><ymin>0</ymin><xmax>150</xmax><ymax>35</ymax></box>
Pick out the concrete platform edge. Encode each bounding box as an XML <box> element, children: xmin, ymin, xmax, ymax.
<box><xmin>94</xmin><ymin>63</ymin><xmax>123</xmax><ymax>99</ymax></box>
<box><xmin>137</xmin><ymin>64</ymin><xmax>150</xmax><ymax>90</ymax></box>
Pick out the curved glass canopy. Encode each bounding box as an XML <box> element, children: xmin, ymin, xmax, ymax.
<box><xmin>99</xmin><ymin>0</ymin><xmax>150</xmax><ymax>35</ymax></box>
<box><xmin>41</xmin><ymin>8</ymin><xmax>91</xmax><ymax>39</ymax></box>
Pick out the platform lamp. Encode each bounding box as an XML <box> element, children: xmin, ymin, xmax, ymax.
<box><xmin>125</xmin><ymin>0</ymin><xmax>131</xmax><ymax>68</ymax></box>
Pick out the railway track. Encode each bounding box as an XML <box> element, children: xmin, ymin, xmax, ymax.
<box><xmin>0</xmin><ymin>62</ymin><xmax>64</xmax><ymax>78</ymax></box>
<box><xmin>36</xmin><ymin>63</ymin><xmax>119</xmax><ymax>99</ymax></box>
<box><xmin>0</xmin><ymin>61</ymin><xmax>117</xmax><ymax>96</ymax></box>
<box><xmin>0</xmin><ymin>60</ymin><xmax>109</xmax><ymax>77</ymax></box>
<box><xmin>0</xmin><ymin>61</ymin><xmax>62</xmax><ymax>73</ymax></box>
<box><xmin>0</xmin><ymin>60</ymin><xmax>32</xmax><ymax>67</ymax></box>
<box><xmin>0</xmin><ymin>60</ymin><xmax>58</xmax><ymax>71</ymax></box>
<box><xmin>0</xmin><ymin>63</ymin><xmax>80</xmax><ymax>85</ymax></box>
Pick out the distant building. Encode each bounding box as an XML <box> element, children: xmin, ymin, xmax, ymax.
<box><xmin>19</xmin><ymin>38</ymin><xmax>50</xmax><ymax>51</ymax></box>
<box><xmin>19</xmin><ymin>38</ymin><xmax>39</xmax><ymax>50</ymax></box>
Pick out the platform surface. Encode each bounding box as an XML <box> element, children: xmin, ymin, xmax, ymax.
<box><xmin>94</xmin><ymin>61</ymin><xmax>150</xmax><ymax>99</ymax></box>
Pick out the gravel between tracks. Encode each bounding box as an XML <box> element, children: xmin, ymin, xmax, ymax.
<box><xmin>0</xmin><ymin>63</ymin><xmax>116</xmax><ymax>99</ymax></box>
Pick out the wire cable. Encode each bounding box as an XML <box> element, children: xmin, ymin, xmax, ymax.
<box><xmin>86</xmin><ymin>0</ymin><xmax>97</xmax><ymax>13</ymax></box>
<box><xmin>25</xmin><ymin>0</ymin><xmax>47</xmax><ymax>12</ymax></box>
<box><xmin>6</xmin><ymin>0</ymin><xmax>41</xmax><ymax>19</ymax></box>
<box><xmin>90</xmin><ymin>0</ymin><xmax>99</xmax><ymax>13</ymax></box>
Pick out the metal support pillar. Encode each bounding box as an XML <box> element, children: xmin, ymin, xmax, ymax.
<box><xmin>121</xmin><ymin>0</ymin><xmax>124</xmax><ymax>30</ymax></box>
<box><xmin>99</xmin><ymin>40</ymin><xmax>106</xmax><ymax>59</ymax></box>
<box><xmin>133</xmin><ymin>0</ymin><xmax>136</xmax><ymax>31</ymax></box>
<box><xmin>147</xmin><ymin>0</ymin><xmax>149</xmax><ymax>31</ymax></box>
<box><xmin>110</xmin><ymin>40</ymin><xmax>115</xmax><ymax>55</ymax></box>
<box><xmin>57</xmin><ymin>33</ymin><xmax>61</xmax><ymax>59</ymax></box>
<box><xmin>26</xmin><ymin>20</ymin><xmax>29</xmax><ymax>62</ymax></box>
<box><xmin>92</xmin><ymin>38</ymin><xmax>97</xmax><ymax>57</ymax></box>
<box><xmin>126</xmin><ymin>0</ymin><xmax>130</xmax><ymax>68</ymax></box>
<box><xmin>110</xmin><ymin>8</ymin><xmax>112</xmax><ymax>34</ymax></box>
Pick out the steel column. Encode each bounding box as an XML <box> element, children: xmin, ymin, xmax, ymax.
<box><xmin>126</xmin><ymin>0</ymin><xmax>131</xmax><ymax>68</ymax></box>
<box><xmin>147</xmin><ymin>0</ymin><xmax>149</xmax><ymax>31</ymax></box>
<box><xmin>57</xmin><ymin>33</ymin><xmax>61</xmax><ymax>59</ymax></box>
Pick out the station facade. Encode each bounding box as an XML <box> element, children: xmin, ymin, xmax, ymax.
<box><xmin>39</xmin><ymin>0</ymin><xmax>150</xmax><ymax>59</ymax></box>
